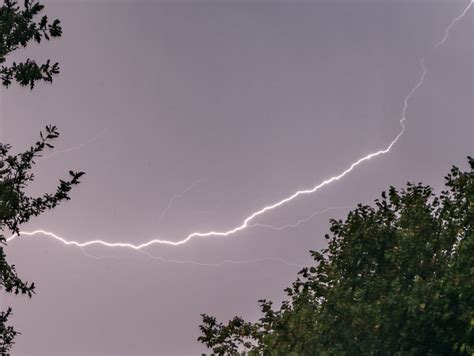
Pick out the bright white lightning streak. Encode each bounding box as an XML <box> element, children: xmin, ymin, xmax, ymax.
<box><xmin>434</xmin><ymin>0</ymin><xmax>473</xmax><ymax>49</ymax></box>
<box><xmin>4</xmin><ymin>77</ymin><xmax>420</xmax><ymax>249</ymax></box>
<box><xmin>6</xmin><ymin>1</ymin><xmax>472</xmax><ymax>251</ymax></box>
<box><xmin>75</xmin><ymin>206</ymin><xmax>345</xmax><ymax>265</ymax></box>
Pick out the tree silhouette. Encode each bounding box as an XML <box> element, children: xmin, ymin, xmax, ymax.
<box><xmin>199</xmin><ymin>158</ymin><xmax>474</xmax><ymax>355</ymax></box>
<box><xmin>0</xmin><ymin>1</ymin><xmax>83</xmax><ymax>353</ymax></box>
<box><xmin>0</xmin><ymin>0</ymin><xmax>62</xmax><ymax>89</ymax></box>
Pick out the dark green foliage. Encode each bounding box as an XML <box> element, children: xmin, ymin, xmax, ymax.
<box><xmin>199</xmin><ymin>158</ymin><xmax>474</xmax><ymax>355</ymax></box>
<box><xmin>0</xmin><ymin>1</ymin><xmax>82</xmax><ymax>354</ymax></box>
<box><xmin>0</xmin><ymin>128</ymin><xmax>84</xmax><ymax>354</ymax></box>
<box><xmin>0</xmin><ymin>0</ymin><xmax>62</xmax><ymax>89</ymax></box>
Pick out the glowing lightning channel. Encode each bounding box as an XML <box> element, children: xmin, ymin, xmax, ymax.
<box><xmin>138</xmin><ymin>250</ymin><xmax>304</xmax><ymax>268</ymax></box>
<box><xmin>75</xmin><ymin>206</ymin><xmax>345</xmax><ymax>265</ymax></box>
<box><xmin>434</xmin><ymin>0</ymin><xmax>473</xmax><ymax>49</ymax></box>
<box><xmin>7</xmin><ymin>1</ymin><xmax>473</xmax><ymax>251</ymax></box>
<box><xmin>249</xmin><ymin>206</ymin><xmax>352</xmax><ymax>231</ymax></box>
<box><xmin>78</xmin><ymin>247</ymin><xmax>304</xmax><ymax>268</ymax></box>
<box><xmin>156</xmin><ymin>179</ymin><xmax>203</xmax><ymax>227</ymax></box>
<box><xmin>4</xmin><ymin>59</ymin><xmax>422</xmax><ymax>249</ymax></box>
<box><xmin>39</xmin><ymin>128</ymin><xmax>108</xmax><ymax>161</ymax></box>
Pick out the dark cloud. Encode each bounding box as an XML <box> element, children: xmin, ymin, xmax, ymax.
<box><xmin>1</xmin><ymin>1</ymin><xmax>472</xmax><ymax>354</ymax></box>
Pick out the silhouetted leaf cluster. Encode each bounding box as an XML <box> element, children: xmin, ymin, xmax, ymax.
<box><xmin>0</xmin><ymin>0</ymin><xmax>62</xmax><ymax>89</ymax></box>
<box><xmin>0</xmin><ymin>126</ymin><xmax>84</xmax><ymax>354</ymax></box>
<box><xmin>199</xmin><ymin>158</ymin><xmax>474</xmax><ymax>355</ymax></box>
<box><xmin>0</xmin><ymin>1</ymin><xmax>83</xmax><ymax>354</ymax></box>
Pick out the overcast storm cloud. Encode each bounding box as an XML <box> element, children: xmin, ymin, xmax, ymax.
<box><xmin>1</xmin><ymin>1</ymin><xmax>472</xmax><ymax>355</ymax></box>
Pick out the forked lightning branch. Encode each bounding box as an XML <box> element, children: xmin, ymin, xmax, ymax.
<box><xmin>7</xmin><ymin>1</ymin><xmax>474</xmax><ymax>253</ymax></box>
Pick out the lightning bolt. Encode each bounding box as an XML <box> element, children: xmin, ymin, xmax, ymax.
<box><xmin>156</xmin><ymin>179</ymin><xmax>203</xmax><ymax>227</ymax></box>
<box><xmin>39</xmin><ymin>128</ymin><xmax>108</xmax><ymax>161</ymax></box>
<box><xmin>249</xmin><ymin>206</ymin><xmax>351</xmax><ymax>231</ymax></box>
<box><xmin>434</xmin><ymin>0</ymin><xmax>473</xmax><ymax>49</ymax></box>
<box><xmin>62</xmin><ymin>203</ymin><xmax>343</xmax><ymax>267</ymax></box>
<box><xmin>78</xmin><ymin>247</ymin><xmax>121</xmax><ymax>261</ymax></box>
<box><xmin>138</xmin><ymin>250</ymin><xmax>304</xmax><ymax>268</ymax></box>
<box><xmin>77</xmin><ymin>247</ymin><xmax>303</xmax><ymax>268</ymax></box>
<box><xmin>43</xmin><ymin>205</ymin><xmax>345</xmax><ymax>266</ymax></box>
<box><xmin>7</xmin><ymin>1</ymin><xmax>473</xmax><ymax>251</ymax></box>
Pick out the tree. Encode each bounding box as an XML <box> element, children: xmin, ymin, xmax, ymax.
<box><xmin>0</xmin><ymin>1</ymin><xmax>83</xmax><ymax>353</ymax></box>
<box><xmin>199</xmin><ymin>157</ymin><xmax>474</xmax><ymax>355</ymax></box>
<box><xmin>1</xmin><ymin>0</ymin><xmax>62</xmax><ymax>89</ymax></box>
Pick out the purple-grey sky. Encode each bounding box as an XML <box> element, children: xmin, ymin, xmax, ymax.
<box><xmin>0</xmin><ymin>0</ymin><xmax>472</xmax><ymax>355</ymax></box>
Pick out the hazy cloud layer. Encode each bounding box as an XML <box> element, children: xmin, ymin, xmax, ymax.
<box><xmin>0</xmin><ymin>1</ymin><xmax>472</xmax><ymax>355</ymax></box>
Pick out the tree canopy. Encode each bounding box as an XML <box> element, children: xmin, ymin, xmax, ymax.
<box><xmin>199</xmin><ymin>157</ymin><xmax>474</xmax><ymax>355</ymax></box>
<box><xmin>0</xmin><ymin>0</ymin><xmax>62</xmax><ymax>89</ymax></box>
<box><xmin>0</xmin><ymin>1</ymin><xmax>83</xmax><ymax>353</ymax></box>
